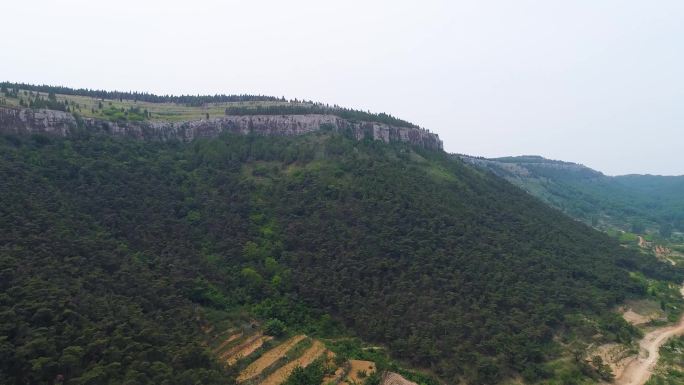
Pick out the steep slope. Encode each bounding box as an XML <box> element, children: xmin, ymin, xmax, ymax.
<box><xmin>0</xmin><ymin>107</ymin><xmax>442</xmax><ymax>151</ymax></box>
<box><xmin>613</xmin><ymin>175</ymin><xmax>684</xmax><ymax>238</ymax></box>
<box><xmin>0</xmin><ymin>82</ymin><xmax>442</xmax><ymax>150</ymax></box>
<box><xmin>1</xmin><ymin>132</ymin><xmax>682</xmax><ymax>385</ymax></box>
<box><xmin>460</xmin><ymin>155</ymin><xmax>684</xmax><ymax>239</ymax></box>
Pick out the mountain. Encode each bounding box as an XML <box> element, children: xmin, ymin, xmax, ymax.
<box><xmin>0</xmin><ymin>82</ymin><xmax>441</xmax><ymax>150</ymax></box>
<box><xmin>460</xmin><ymin>155</ymin><xmax>684</xmax><ymax>240</ymax></box>
<box><xmin>1</xmin><ymin>84</ymin><xmax>683</xmax><ymax>385</ymax></box>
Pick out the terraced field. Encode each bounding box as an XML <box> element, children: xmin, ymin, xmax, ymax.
<box><xmin>260</xmin><ymin>340</ymin><xmax>327</xmax><ymax>385</ymax></box>
<box><xmin>213</xmin><ymin>332</ymin><xmax>243</xmax><ymax>352</ymax></box>
<box><xmin>238</xmin><ymin>335</ymin><xmax>308</xmax><ymax>382</ymax></box>
<box><xmin>322</xmin><ymin>351</ymin><xmax>347</xmax><ymax>385</ymax></box>
<box><xmin>206</xmin><ymin>326</ymin><xmax>422</xmax><ymax>385</ymax></box>
<box><xmin>217</xmin><ymin>332</ymin><xmax>274</xmax><ymax>366</ymax></box>
<box><xmin>209</xmin><ymin>328</ymin><xmax>385</xmax><ymax>385</ymax></box>
<box><xmin>341</xmin><ymin>360</ymin><xmax>376</xmax><ymax>385</ymax></box>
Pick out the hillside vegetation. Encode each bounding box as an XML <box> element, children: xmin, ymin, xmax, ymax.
<box><xmin>460</xmin><ymin>155</ymin><xmax>684</xmax><ymax>241</ymax></box>
<box><xmin>0</xmin><ymin>82</ymin><xmax>417</xmax><ymax>127</ymax></box>
<box><xmin>1</xmin><ymin>132</ymin><xmax>683</xmax><ymax>385</ymax></box>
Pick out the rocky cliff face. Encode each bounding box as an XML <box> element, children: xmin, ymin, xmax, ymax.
<box><xmin>459</xmin><ymin>154</ymin><xmax>603</xmax><ymax>179</ymax></box>
<box><xmin>0</xmin><ymin>107</ymin><xmax>442</xmax><ymax>150</ymax></box>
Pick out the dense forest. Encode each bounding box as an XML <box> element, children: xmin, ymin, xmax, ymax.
<box><xmin>461</xmin><ymin>155</ymin><xmax>684</xmax><ymax>239</ymax></box>
<box><xmin>612</xmin><ymin>174</ymin><xmax>684</xmax><ymax>237</ymax></box>
<box><xmin>1</xmin><ymin>132</ymin><xmax>682</xmax><ymax>385</ymax></box>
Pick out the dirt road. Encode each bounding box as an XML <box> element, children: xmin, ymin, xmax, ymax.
<box><xmin>613</xmin><ymin>285</ymin><xmax>684</xmax><ymax>385</ymax></box>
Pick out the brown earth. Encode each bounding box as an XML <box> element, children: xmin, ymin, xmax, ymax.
<box><xmin>321</xmin><ymin>351</ymin><xmax>346</xmax><ymax>385</ymax></box>
<box><xmin>222</xmin><ymin>333</ymin><xmax>273</xmax><ymax>366</ymax></box>
<box><xmin>637</xmin><ymin>236</ymin><xmax>676</xmax><ymax>265</ymax></box>
<box><xmin>260</xmin><ymin>340</ymin><xmax>327</xmax><ymax>385</ymax></box>
<box><xmin>612</xmin><ymin>285</ymin><xmax>684</xmax><ymax>385</ymax></box>
<box><xmin>322</xmin><ymin>365</ymin><xmax>347</xmax><ymax>385</ymax></box>
<box><xmin>590</xmin><ymin>343</ymin><xmax>635</xmax><ymax>380</ymax></box>
<box><xmin>622</xmin><ymin>310</ymin><xmax>653</xmax><ymax>326</ymax></box>
<box><xmin>340</xmin><ymin>360</ymin><xmax>376</xmax><ymax>385</ymax></box>
<box><xmin>654</xmin><ymin>245</ymin><xmax>672</xmax><ymax>257</ymax></box>
<box><xmin>237</xmin><ymin>335</ymin><xmax>307</xmax><ymax>382</ymax></box>
<box><xmin>213</xmin><ymin>332</ymin><xmax>243</xmax><ymax>354</ymax></box>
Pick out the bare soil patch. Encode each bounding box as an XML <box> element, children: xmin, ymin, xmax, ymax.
<box><xmin>623</xmin><ymin>310</ymin><xmax>652</xmax><ymax>326</ymax></box>
<box><xmin>612</xmin><ymin>285</ymin><xmax>684</xmax><ymax>385</ymax></box>
<box><xmin>341</xmin><ymin>360</ymin><xmax>376</xmax><ymax>385</ymax></box>
<box><xmin>223</xmin><ymin>333</ymin><xmax>273</xmax><ymax>366</ymax></box>
<box><xmin>238</xmin><ymin>335</ymin><xmax>307</xmax><ymax>381</ymax></box>
<box><xmin>260</xmin><ymin>340</ymin><xmax>326</xmax><ymax>385</ymax></box>
<box><xmin>590</xmin><ymin>343</ymin><xmax>635</xmax><ymax>379</ymax></box>
<box><xmin>214</xmin><ymin>332</ymin><xmax>243</xmax><ymax>353</ymax></box>
<box><xmin>654</xmin><ymin>245</ymin><xmax>673</xmax><ymax>258</ymax></box>
<box><xmin>620</xmin><ymin>299</ymin><xmax>665</xmax><ymax>326</ymax></box>
<box><xmin>321</xmin><ymin>351</ymin><xmax>346</xmax><ymax>385</ymax></box>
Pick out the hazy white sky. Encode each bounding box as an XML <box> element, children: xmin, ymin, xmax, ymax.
<box><xmin>2</xmin><ymin>0</ymin><xmax>682</xmax><ymax>175</ymax></box>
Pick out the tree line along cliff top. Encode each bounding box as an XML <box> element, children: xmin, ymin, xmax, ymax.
<box><xmin>0</xmin><ymin>82</ymin><xmax>421</xmax><ymax>128</ymax></box>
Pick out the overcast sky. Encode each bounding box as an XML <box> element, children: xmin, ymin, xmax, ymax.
<box><xmin>2</xmin><ymin>1</ymin><xmax>682</xmax><ymax>175</ymax></box>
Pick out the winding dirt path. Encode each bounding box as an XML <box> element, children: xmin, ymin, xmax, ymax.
<box><xmin>613</xmin><ymin>285</ymin><xmax>684</xmax><ymax>385</ymax></box>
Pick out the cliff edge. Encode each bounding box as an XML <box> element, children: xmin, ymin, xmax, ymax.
<box><xmin>0</xmin><ymin>107</ymin><xmax>443</xmax><ymax>150</ymax></box>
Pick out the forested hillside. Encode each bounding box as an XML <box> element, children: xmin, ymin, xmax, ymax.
<box><xmin>612</xmin><ymin>175</ymin><xmax>684</xmax><ymax>238</ymax></box>
<box><xmin>460</xmin><ymin>155</ymin><xmax>684</xmax><ymax>240</ymax></box>
<box><xmin>1</xmin><ymin>132</ymin><xmax>682</xmax><ymax>385</ymax></box>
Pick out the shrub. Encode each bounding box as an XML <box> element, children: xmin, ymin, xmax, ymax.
<box><xmin>264</xmin><ymin>318</ymin><xmax>287</xmax><ymax>337</ymax></box>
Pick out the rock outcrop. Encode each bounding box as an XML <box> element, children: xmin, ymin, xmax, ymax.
<box><xmin>0</xmin><ymin>107</ymin><xmax>442</xmax><ymax>150</ymax></box>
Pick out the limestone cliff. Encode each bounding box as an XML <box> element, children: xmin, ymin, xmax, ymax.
<box><xmin>0</xmin><ymin>107</ymin><xmax>442</xmax><ymax>150</ymax></box>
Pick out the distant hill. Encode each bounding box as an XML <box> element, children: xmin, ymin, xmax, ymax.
<box><xmin>460</xmin><ymin>155</ymin><xmax>684</xmax><ymax>239</ymax></box>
